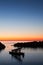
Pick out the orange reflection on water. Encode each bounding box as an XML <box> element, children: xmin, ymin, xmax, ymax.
<box><xmin>1</xmin><ymin>41</ymin><xmax>15</xmax><ymax>51</ymax></box>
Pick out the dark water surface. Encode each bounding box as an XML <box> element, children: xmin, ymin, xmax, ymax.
<box><xmin>0</xmin><ymin>41</ymin><xmax>43</xmax><ymax>65</ymax></box>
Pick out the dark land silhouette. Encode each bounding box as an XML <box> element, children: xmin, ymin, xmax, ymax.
<box><xmin>14</xmin><ymin>41</ymin><xmax>43</xmax><ymax>48</ymax></box>
<box><xmin>0</xmin><ymin>42</ymin><xmax>5</xmax><ymax>51</ymax></box>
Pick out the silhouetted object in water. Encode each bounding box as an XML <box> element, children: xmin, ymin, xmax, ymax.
<box><xmin>12</xmin><ymin>47</ymin><xmax>22</xmax><ymax>53</ymax></box>
<box><xmin>9</xmin><ymin>51</ymin><xmax>24</xmax><ymax>56</ymax></box>
<box><xmin>14</xmin><ymin>41</ymin><xmax>43</xmax><ymax>48</ymax></box>
<box><xmin>0</xmin><ymin>42</ymin><xmax>5</xmax><ymax>51</ymax></box>
<box><xmin>9</xmin><ymin>48</ymin><xmax>24</xmax><ymax>62</ymax></box>
<box><xmin>9</xmin><ymin>48</ymin><xmax>24</xmax><ymax>56</ymax></box>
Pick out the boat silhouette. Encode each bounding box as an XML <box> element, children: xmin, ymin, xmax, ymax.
<box><xmin>9</xmin><ymin>47</ymin><xmax>24</xmax><ymax>56</ymax></box>
<box><xmin>9</xmin><ymin>48</ymin><xmax>24</xmax><ymax>61</ymax></box>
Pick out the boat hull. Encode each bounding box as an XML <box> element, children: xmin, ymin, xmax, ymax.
<box><xmin>9</xmin><ymin>51</ymin><xmax>24</xmax><ymax>56</ymax></box>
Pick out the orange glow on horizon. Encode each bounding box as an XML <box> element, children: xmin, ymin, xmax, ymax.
<box><xmin>0</xmin><ymin>37</ymin><xmax>43</xmax><ymax>41</ymax></box>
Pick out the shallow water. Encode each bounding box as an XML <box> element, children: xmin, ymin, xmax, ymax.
<box><xmin>0</xmin><ymin>41</ymin><xmax>43</xmax><ymax>65</ymax></box>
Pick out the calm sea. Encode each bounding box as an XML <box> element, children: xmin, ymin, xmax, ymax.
<box><xmin>0</xmin><ymin>41</ymin><xmax>43</xmax><ymax>65</ymax></box>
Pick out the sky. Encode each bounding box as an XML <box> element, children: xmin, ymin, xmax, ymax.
<box><xmin>0</xmin><ymin>0</ymin><xmax>43</xmax><ymax>41</ymax></box>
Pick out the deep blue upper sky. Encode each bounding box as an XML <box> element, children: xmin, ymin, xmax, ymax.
<box><xmin>0</xmin><ymin>0</ymin><xmax>43</xmax><ymax>40</ymax></box>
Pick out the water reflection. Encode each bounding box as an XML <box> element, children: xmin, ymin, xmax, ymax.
<box><xmin>0</xmin><ymin>41</ymin><xmax>43</xmax><ymax>65</ymax></box>
<box><xmin>10</xmin><ymin>52</ymin><xmax>25</xmax><ymax>62</ymax></box>
<box><xmin>0</xmin><ymin>48</ymin><xmax>5</xmax><ymax>53</ymax></box>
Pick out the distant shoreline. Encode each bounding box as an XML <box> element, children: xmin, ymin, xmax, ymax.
<box><xmin>14</xmin><ymin>41</ymin><xmax>43</xmax><ymax>48</ymax></box>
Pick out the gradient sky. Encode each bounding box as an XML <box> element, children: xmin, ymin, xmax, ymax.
<box><xmin>0</xmin><ymin>0</ymin><xmax>43</xmax><ymax>41</ymax></box>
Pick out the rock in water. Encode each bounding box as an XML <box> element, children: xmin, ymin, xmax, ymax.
<box><xmin>0</xmin><ymin>42</ymin><xmax>5</xmax><ymax>50</ymax></box>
